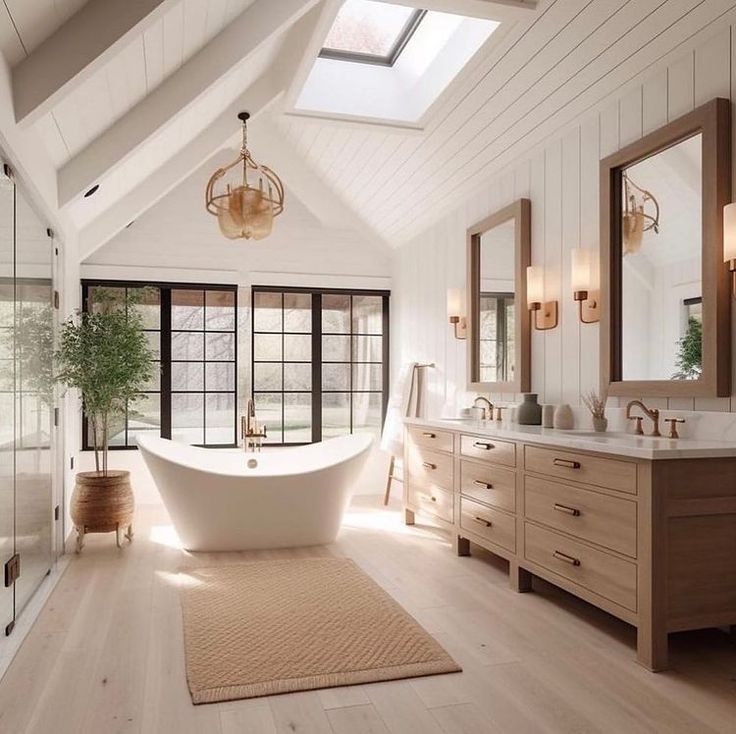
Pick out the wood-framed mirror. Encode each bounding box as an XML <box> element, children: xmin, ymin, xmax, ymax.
<box><xmin>600</xmin><ymin>97</ymin><xmax>731</xmax><ymax>398</ymax></box>
<box><xmin>467</xmin><ymin>198</ymin><xmax>531</xmax><ymax>392</ymax></box>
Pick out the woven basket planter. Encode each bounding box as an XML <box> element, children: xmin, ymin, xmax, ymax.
<box><xmin>71</xmin><ymin>470</ymin><xmax>134</xmax><ymax>552</ymax></box>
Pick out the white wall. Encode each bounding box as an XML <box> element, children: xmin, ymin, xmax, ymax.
<box><xmin>78</xmin><ymin>153</ymin><xmax>393</xmax><ymax>498</ymax></box>
<box><xmin>392</xmin><ymin>22</ymin><xmax>736</xmax><ymax>426</ymax></box>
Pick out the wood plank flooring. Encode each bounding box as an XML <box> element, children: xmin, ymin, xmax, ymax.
<box><xmin>1</xmin><ymin>497</ymin><xmax>735</xmax><ymax>733</ymax></box>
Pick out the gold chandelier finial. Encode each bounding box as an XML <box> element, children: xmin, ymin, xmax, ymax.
<box><xmin>205</xmin><ymin>111</ymin><xmax>285</xmax><ymax>241</ymax></box>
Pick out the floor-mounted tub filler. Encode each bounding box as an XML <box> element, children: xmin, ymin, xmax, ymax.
<box><xmin>137</xmin><ymin>434</ymin><xmax>373</xmax><ymax>551</ymax></box>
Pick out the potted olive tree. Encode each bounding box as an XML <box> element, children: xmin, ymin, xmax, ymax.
<box><xmin>56</xmin><ymin>288</ymin><xmax>155</xmax><ymax>552</ymax></box>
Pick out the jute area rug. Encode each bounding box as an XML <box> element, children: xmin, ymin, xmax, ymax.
<box><xmin>180</xmin><ymin>557</ymin><xmax>461</xmax><ymax>704</ymax></box>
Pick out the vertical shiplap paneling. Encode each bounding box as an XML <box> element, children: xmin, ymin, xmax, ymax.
<box><xmin>694</xmin><ymin>27</ymin><xmax>731</xmax><ymax>411</ymax></box>
<box><xmin>667</xmin><ymin>50</ymin><xmax>695</xmax><ymax>120</ymax></box>
<box><xmin>430</xmin><ymin>228</ymin><xmax>446</xmax><ymax>415</ymax></box>
<box><xmin>530</xmin><ymin>151</ymin><xmax>546</xmax><ymax>397</ymax></box>
<box><xmin>694</xmin><ymin>26</ymin><xmax>731</xmax><ymax>106</ymax></box>
<box><xmin>511</xmin><ymin>159</ymin><xmax>532</xmax><ymax>403</ymax></box>
<box><xmin>543</xmin><ymin>140</ymin><xmax>563</xmax><ymax>403</ymax></box>
<box><xmin>618</xmin><ymin>86</ymin><xmax>643</xmax><ymax>147</ymax></box>
<box><xmin>642</xmin><ymin>68</ymin><xmax>668</xmax><ymax>135</ymax></box>
<box><xmin>561</xmin><ymin>126</ymin><xmax>581</xmax><ymax>406</ymax></box>
<box><xmin>394</xmin><ymin>33</ymin><xmax>736</xmax><ymax>419</ymax></box>
<box><xmin>578</xmin><ymin>113</ymin><xmax>601</xmax><ymax>400</ymax></box>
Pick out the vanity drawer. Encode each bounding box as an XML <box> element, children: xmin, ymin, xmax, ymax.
<box><xmin>409</xmin><ymin>485</ymin><xmax>453</xmax><ymax>523</ymax></box>
<box><xmin>407</xmin><ymin>425</ymin><xmax>454</xmax><ymax>453</ymax></box>
<box><xmin>524</xmin><ymin>475</ymin><xmax>637</xmax><ymax>558</ymax></box>
<box><xmin>524</xmin><ymin>523</ymin><xmax>637</xmax><ymax>612</ymax></box>
<box><xmin>524</xmin><ymin>445</ymin><xmax>637</xmax><ymax>495</ymax></box>
<box><xmin>460</xmin><ymin>434</ymin><xmax>516</xmax><ymax>467</ymax></box>
<box><xmin>407</xmin><ymin>446</ymin><xmax>453</xmax><ymax>492</ymax></box>
<box><xmin>460</xmin><ymin>498</ymin><xmax>516</xmax><ymax>553</ymax></box>
<box><xmin>460</xmin><ymin>460</ymin><xmax>516</xmax><ymax>514</ymax></box>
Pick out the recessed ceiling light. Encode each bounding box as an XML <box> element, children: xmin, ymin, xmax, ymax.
<box><xmin>84</xmin><ymin>184</ymin><xmax>100</xmax><ymax>198</ymax></box>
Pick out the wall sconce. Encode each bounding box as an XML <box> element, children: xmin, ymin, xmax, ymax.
<box><xmin>724</xmin><ymin>203</ymin><xmax>736</xmax><ymax>297</ymax></box>
<box><xmin>526</xmin><ymin>266</ymin><xmax>558</xmax><ymax>330</ymax></box>
<box><xmin>447</xmin><ymin>288</ymin><xmax>467</xmax><ymax>339</ymax></box>
<box><xmin>571</xmin><ymin>248</ymin><xmax>600</xmax><ymax>323</ymax></box>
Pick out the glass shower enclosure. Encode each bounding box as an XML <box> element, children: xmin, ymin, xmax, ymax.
<box><xmin>0</xmin><ymin>164</ymin><xmax>55</xmax><ymax>637</ymax></box>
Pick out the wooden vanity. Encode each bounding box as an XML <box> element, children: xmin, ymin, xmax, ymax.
<box><xmin>403</xmin><ymin>419</ymin><xmax>736</xmax><ymax>671</ymax></box>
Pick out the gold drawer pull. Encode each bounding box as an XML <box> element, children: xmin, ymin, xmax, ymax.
<box><xmin>553</xmin><ymin>458</ymin><xmax>581</xmax><ymax>469</ymax></box>
<box><xmin>473</xmin><ymin>441</ymin><xmax>494</xmax><ymax>450</ymax></box>
<box><xmin>422</xmin><ymin>432</ymin><xmax>436</xmax><ymax>438</ymax></box>
<box><xmin>553</xmin><ymin>550</ymin><xmax>581</xmax><ymax>566</ymax></box>
<box><xmin>420</xmin><ymin>495</ymin><xmax>437</xmax><ymax>503</ymax></box>
<box><xmin>473</xmin><ymin>516</ymin><xmax>492</xmax><ymax>528</ymax></box>
<box><xmin>422</xmin><ymin>461</ymin><xmax>437</xmax><ymax>470</ymax></box>
<box><xmin>472</xmin><ymin>479</ymin><xmax>493</xmax><ymax>490</ymax></box>
<box><xmin>554</xmin><ymin>503</ymin><xmax>581</xmax><ymax>517</ymax></box>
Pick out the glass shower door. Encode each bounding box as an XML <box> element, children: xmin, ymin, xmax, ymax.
<box><xmin>0</xmin><ymin>167</ymin><xmax>14</xmax><ymax>634</ymax></box>
<box><xmin>13</xmin><ymin>188</ymin><xmax>53</xmax><ymax>616</ymax></box>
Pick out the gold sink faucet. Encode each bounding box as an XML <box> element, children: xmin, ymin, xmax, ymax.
<box><xmin>625</xmin><ymin>400</ymin><xmax>661</xmax><ymax>437</ymax></box>
<box><xmin>472</xmin><ymin>396</ymin><xmax>494</xmax><ymax>421</ymax></box>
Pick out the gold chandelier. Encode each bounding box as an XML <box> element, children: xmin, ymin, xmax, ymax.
<box><xmin>205</xmin><ymin>112</ymin><xmax>285</xmax><ymax>240</ymax></box>
<box><xmin>622</xmin><ymin>172</ymin><xmax>659</xmax><ymax>255</ymax></box>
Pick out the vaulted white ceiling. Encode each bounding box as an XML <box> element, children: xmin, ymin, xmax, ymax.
<box><xmin>0</xmin><ymin>0</ymin><xmax>725</xmax><ymax>262</ymax></box>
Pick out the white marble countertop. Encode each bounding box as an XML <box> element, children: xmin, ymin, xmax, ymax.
<box><xmin>404</xmin><ymin>417</ymin><xmax>736</xmax><ymax>460</ymax></box>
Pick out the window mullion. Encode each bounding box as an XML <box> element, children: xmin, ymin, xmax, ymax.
<box><xmin>312</xmin><ymin>293</ymin><xmax>322</xmax><ymax>443</ymax></box>
<box><xmin>160</xmin><ymin>287</ymin><xmax>172</xmax><ymax>440</ymax></box>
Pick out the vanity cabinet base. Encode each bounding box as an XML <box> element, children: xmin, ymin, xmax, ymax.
<box><xmin>404</xmin><ymin>424</ymin><xmax>736</xmax><ymax>672</ymax></box>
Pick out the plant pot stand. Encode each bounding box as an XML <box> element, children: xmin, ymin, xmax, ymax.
<box><xmin>75</xmin><ymin>523</ymin><xmax>134</xmax><ymax>552</ymax></box>
<box><xmin>71</xmin><ymin>470</ymin><xmax>135</xmax><ymax>553</ymax></box>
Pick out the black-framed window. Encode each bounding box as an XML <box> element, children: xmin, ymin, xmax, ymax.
<box><xmin>81</xmin><ymin>281</ymin><xmax>238</xmax><ymax>450</ymax></box>
<box><xmin>252</xmin><ymin>287</ymin><xmax>389</xmax><ymax>445</ymax></box>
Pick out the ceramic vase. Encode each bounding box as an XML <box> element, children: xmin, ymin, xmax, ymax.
<box><xmin>553</xmin><ymin>403</ymin><xmax>575</xmax><ymax>430</ymax></box>
<box><xmin>542</xmin><ymin>404</ymin><xmax>555</xmax><ymax>428</ymax></box>
<box><xmin>517</xmin><ymin>393</ymin><xmax>542</xmax><ymax>425</ymax></box>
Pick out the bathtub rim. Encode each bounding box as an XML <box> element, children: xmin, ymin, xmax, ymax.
<box><xmin>136</xmin><ymin>433</ymin><xmax>375</xmax><ymax>479</ymax></box>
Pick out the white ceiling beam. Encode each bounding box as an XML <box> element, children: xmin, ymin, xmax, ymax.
<box><xmin>78</xmin><ymin>9</ymin><xmax>322</xmax><ymax>260</ymax></box>
<box><xmin>370</xmin><ymin>0</ymin><xmax>537</xmax><ymax>20</ymax></box>
<box><xmin>284</xmin><ymin>0</ymin><xmax>342</xmax><ymax>110</ymax></box>
<box><xmin>77</xmin><ymin>77</ymin><xmax>279</xmax><ymax>260</ymax></box>
<box><xmin>59</xmin><ymin>0</ymin><xmax>321</xmax><ymax>208</ymax></box>
<box><xmin>12</xmin><ymin>0</ymin><xmax>178</xmax><ymax>126</ymax></box>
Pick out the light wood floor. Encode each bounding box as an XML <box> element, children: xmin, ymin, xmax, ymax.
<box><xmin>1</xmin><ymin>497</ymin><xmax>735</xmax><ymax>734</ymax></box>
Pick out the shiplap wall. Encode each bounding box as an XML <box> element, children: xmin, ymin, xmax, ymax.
<box><xmin>392</xmin><ymin>20</ymin><xmax>736</xmax><ymax>420</ymax></box>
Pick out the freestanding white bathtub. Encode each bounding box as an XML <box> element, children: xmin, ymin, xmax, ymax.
<box><xmin>137</xmin><ymin>434</ymin><xmax>373</xmax><ymax>551</ymax></box>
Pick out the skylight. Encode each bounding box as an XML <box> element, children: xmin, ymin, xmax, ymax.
<box><xmin>320</xmin><ymin>0</ymin><xmax>426</xmax><ymax>66</ymax></box>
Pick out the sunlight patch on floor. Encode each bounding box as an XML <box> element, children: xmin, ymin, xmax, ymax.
<box><xmin>149</xmin><ymin>524</ymin><xmax>182</xmax><ymax>549</ymax></box>
<box><xmin>342</xmin><ymin>509</ymin><xmax>408</xmax><ymax>532</ymax></box>
<box><xmin>342</xmin><ymin>509</ymin><xmax>450</xmax><ymax>546</ymax></box>
<box><xmin>155</xmin><ymin>569</ymin><xmax>203</xmax><ymax>588</ymax></box>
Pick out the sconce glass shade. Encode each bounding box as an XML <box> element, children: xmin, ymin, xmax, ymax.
<box><xmin>622</xmin><ymin>209</ymin><xmax>645</xmax><ymax>255</ymax></box>
<box><xmin>447</xmin><ymin>288</ymin><xmax>464</xmax><ymax>319</ymax></box>
<box><xmin>571</xmin><ymin>248</ymin><xmax>592</xmax><ymax>293</ymax></box>
<box><xmin>526</xmin><ymin>266</ymin><xmax>544</xmax><ymax>307</ymax></box>
<box><xmin>724</xmin><ymin>203</ymin><xmax>736</xmax><ymax>261</ymax></box>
